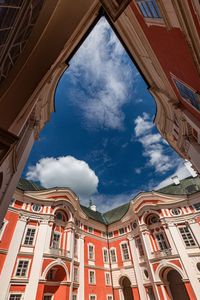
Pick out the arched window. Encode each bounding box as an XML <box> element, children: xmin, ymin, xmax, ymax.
<box><xmin>145</xmin><ymin>213</ymin><xmax>160</xmax><ymax>225</ymax></box>
<box><xmin>55</xmin><ymin>210</ymin><xmax>68</xmax><ymax>223</ymax></box>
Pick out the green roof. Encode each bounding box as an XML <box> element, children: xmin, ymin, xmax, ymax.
<box><xmin>17</xmin><ymin>178</ymin><xmax>44</xmax><ymax>191</ymax></box>
<box><xmin>157</xmin><ymin>176</ymin><xmax>200</xmax><ymax>195</ymax></box>
<box><xmin>16</xmin><ymin>176</ymin><xmax>200</xmax><ymax>225</ymax></box>
<box><xmin>103</xmin><ymin>202</ymin><xmax>130</xmax><ymax>224</ymax></box>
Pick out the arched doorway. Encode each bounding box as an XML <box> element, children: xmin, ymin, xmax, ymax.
<box><xmin>163</xmin><ymin>269</ymin><xmax>190</xmax><ymax>300</ymax></box>
<box><xmin>120</xmin><ymin>276</ymin><xmax>134</xmax><ymax>300</ymax></box>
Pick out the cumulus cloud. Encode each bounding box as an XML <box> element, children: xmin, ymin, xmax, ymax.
<box><xmin>134</xmin><ymin>113</ymin><xmax>179</xmax><ymax>173</ymax></box>
<box><xmin>26</xmin><ymin>156</ymin><xmax>99</xmax><ymax>199</ymax></box>
<box><xmin>66</xmin><ymin>17</ymin><xmax>138</xmax><ymax>130</ymax></box>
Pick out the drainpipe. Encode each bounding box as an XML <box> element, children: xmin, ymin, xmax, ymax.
<box><xmin>106</xmin><ymin>224</ymin><xmax>116</xmax><ymax>300</ymax></box>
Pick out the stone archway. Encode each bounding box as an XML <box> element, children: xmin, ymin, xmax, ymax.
<box><xmin>167</xmin><ymin>270</ymin><xmax>190</xmax><ymax>300</ymax></box>
<box><xmin>120</xmin><ymin>276</ymin><xmax>134</xmax><ymax>300</ymax></box>
<box><xmin>161</xmin><ymin>268</ymin><xmax>190</xmax><ymax>300</ymax></box>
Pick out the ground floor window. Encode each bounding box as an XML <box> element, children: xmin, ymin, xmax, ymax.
<box><xmin>9</xmin><ymin>295</ymin><xmax>22</xmax><ymax>300</ymax></box>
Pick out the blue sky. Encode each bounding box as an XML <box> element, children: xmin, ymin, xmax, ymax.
<box><xmin>24</xmin><ymin>18</ymin><xmax>191</xmax><ymax>211</ymax></box>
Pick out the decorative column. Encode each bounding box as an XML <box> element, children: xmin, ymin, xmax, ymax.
<box><xmin>23</xmin><ymin>219</ymin><xmax>49</xmax><ymax>300</ymax></box>
<box><xmin>128</xmin><ymin>235</ymin><xmax>147</xmax><ymax>300</ymax></box>
<box><xmin>167</xmin><ymin>222</ymin><xmax>200</xmax><ymax>299</ymax></box>
<box><xmin>0</xmin><ymin>215</ymin><xmax>27</xmax><ymax>300</ymax></box>
<box><xmin>140</xmin><ymin>225</ymin><xmax>160</xmax><ymax>300</ymax></box>
<box><xmin>66</xmin><ymin>222</ymin><xmax>75</xmax><ymax>300</ymax></box>
<box><xmin>43</xmin><ymin>217</ymin><xmax>54</xmax><ymax>253</ymax></box>
<box><xmin>77</xmin><ymin>234</ymin><xmax>85</xmax><ymax>300</ymax></box>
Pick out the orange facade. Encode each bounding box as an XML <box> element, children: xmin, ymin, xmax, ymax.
<box><xmin>0</xmin><ymin>177</ymin><xmax>200</xmax><ymax>299</ymax></box>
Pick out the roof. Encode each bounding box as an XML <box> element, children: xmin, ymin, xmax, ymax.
<box><xmin>17</xmin><ymin>178</ymin><xmax>45</xmax><ymax>192</ymax></box>
<box><xmin>157</xmin><ymin>176</ymin><xmax>200</xmax><ymax>195</ymax></box>
<box><xmin>16</xmin><ymin>176</ymin><xmax>200</xmax><ymax>225</ymax></box>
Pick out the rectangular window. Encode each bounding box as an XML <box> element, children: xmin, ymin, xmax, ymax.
<box><xmin>121</xmin><ymin>243</ymin><xmax>130</xmax><ymax>260</ymax></box>
<box><xmin>155</xmin><ymin>233</ymin><xmax>168</xmax><ymax>250</ymax></box>
<box><xmin>136</xmin><ymin>238</ymin><xmax>144</xmax><ymax>256</ymax></box>
<box><xmin>74</xmin><ymin>267</ymin><xmax>79</xmax><ymax>282</ymax></box>
<box><xmin>23</xmin><ymin>228</ymin><xmax>36</xmax><ymax>245</ymax></box>
<box><xmin>103</xmin><ymin>248</ymin><xmax>109</xmax><ymax>263</ymax></box>
<box><xmin>107</xmin><ymin>296</ymin><xmax>113</xmax><ymax>300</ymax></box>
<box><xmin>89</xmin><ymin>295</ymin><xmax>96</xmax><ymax>300</ymax></box>
<box><xmin>72</xmin><ymin>295</ymin><xmax>77</xmax><ymax>300</ymax></box>
<box><xmin>136</xmin><ymin>0</ymin><xmax>162</xmax><ymax>19</ymax></box>
<box><xmin>88</xmin><ymin>226</ymin><xmax>93</xmax><ymax>233</ymax></box>
<box><xmin>43</xmin><ymin>296</ymin><xmax>53</xmax><ymax>300</ymax></box>
<box><xmin>51</xmin><ymin>232</ymin><xmax>60</xmax><ymax>249</ymax></box>
<box><xmin>179</xmin><ymin>226</ymin><xmax>196</xmax><ymax>247</ymax></box>
<box><xmin>119</xmin><ymin>228</ymin><xmax>125</xmax><ymax>235</ymax></box>
<box><xmin>105</xmin><ymin>272</ymin><xmax>111</xmax><ymax>285</ymax></box>
<box><xmin>110</xmin><ymin>248</ymin><xmax>117</xmax><ymax>263</ymax></box>
<box><xmin>9</xmin><ymin>295</ymin><xmax>22</xmax><ymax>300</ymax></box>
<box><xmin>193</xmin><ymin>203</ymin><xmax>200</xmax><ymax>211</ymax></box>
<box><xmin>88</xmin><ymin>244</ymin><xmax>95</xmax><ymax>260</ymax></box>
<box><xmin>108</xmin><ymin>232</ymin><xmax>113</xmax><ymax>238</ymax></box>
<box><xmin>102</xmin><ymin>231</ymin><xmax>107</xmax><ymax>238</ymax></box>
<box><xmin>89</xmin><ymin>270</ymin><xmax>96</xmax><ymax>284</ymax></box>
<box><xmin>174</xmin><ymin>79</ymin><xmax>200</xmax><ymax>111</ymax></box>
<box><xmin>15</xmin><ymin>260</ymin><xmax>29</xmax><ymax>277</ymax></box>
<box><xmin>0</xmin><ymin>220</ymin><xmax>6</xmax><ymax>240</ymax></box>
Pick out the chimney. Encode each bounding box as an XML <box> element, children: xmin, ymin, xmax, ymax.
<box><xmin>171</xmin><ymin>175</ymin><xmax>180</xmax><ymax>185</ymax></box>
<box><xmin>90</xmin><ymin>204</ymin><xmax>97</xmax><ymax>212</ymax></box>
<box><xmin>184</xmin><ymin>160</ymin><xmax>197</xmax><ymax>178</ymax></box>
<box><xmin>89</xmin><ymin>199</ymin><xmax>96</xmax><ymax>211</ymax></box>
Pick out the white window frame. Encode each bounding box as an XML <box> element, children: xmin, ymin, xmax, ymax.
<box><xmin>9</xmin><ymin>293</ymin><xmax>23</xmax><ymax>300</ymax></box>
<box><xmin>101</xmin><ymin>231</ymin><xmax>107</xmax><ymax>238</ymax></box>
<box><xmin>108</xmin><ymin>231</ymin><xmax>113</xmax><ymax>238</ymax></box>
<box><xmin>31</xmin><ymin>203</ymin><xmax>42</xmax><ymax>213</ymax></box>
<box><xmin>120</xmin><ymin>241</ymin><xmax>130</xmax><ymax>261</ymax></box>
<box><xmin>102</xmin><ymin>247</ymin><xmax>109</xmax><ymax>263</ymax></box>
<box><xmin>43</xmin><ymin>294</ymin><xmax>54</xmax><ymax>300</ymax></box>
<box><xmin>14</xmin><ymin>259</ymin><xmax>30</xmax><ymax>278</ymax></box>
<box><xmin>172</xmin><ymin>75</ymin><xmax>200</xmax><ymax>113</ymax></box>
<box><xmin>88</xmin><ymin>243</ymin><xmax>95</xmax><ymax>260</ymax></box>
<box><xmin>22</xmin><ymin>226</ymin><xmax>37</xmax><ymax>246</ymax></box>
<box><xmin>88</xmin><ymin>270</ymin><xmax>96</xmax><ymax>285</ymax></box>
<box><xmin>51</xmin><ymin>231</ymin><xmax>61</xmax><ymax>249</ymax></box>
<box><xmin>178</xmin><ymin>225</ymin><xmax>196</xmax><ymax>247</ymax></box>
<box><xmin>74</xmin><ymin>266</ymin><xmax>79</xmax><ymax>282</ymax></box>
<box><xmin>0</xmin><ymin>219</ymin><xmax>8</xmax><ymax>240</ymax></box>
<box><xmin>89</xmin><ymin>294</ymin><xmax>97</xmax><ymax>300</ymax></box>
<box><xmin>88</xmin><ymin>226</ymin><xmax>94</xmax><ymax>234</ymax></box>
<box><xmin>107</xmin><ymin>296</ymin><xmax>113</xmax><ymax>300</ymax></box>
<box><xmin>119</xmin><ymin>228</ymin><xmax>125</xmax><ymax>235</ymax></box>
<box><xmin>105</xmin><ymin>272</ymin><xmax>111</xmax><ymax>286</ymax></box>
<box><xmin>110</xmin><ymin>247</ymin><xmax>117</xmax><ymax>263</ymax></box>
<box><xmin>155</xmin><ymin>232</ymin><xmax>169</xmax><ymax>251</ymax></box>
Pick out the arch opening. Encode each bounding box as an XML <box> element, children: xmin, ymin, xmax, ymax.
<box><xmin>120</xmin><ymin>276</ymin><xmax>134</xmax><ymax>300</ymax></box>
<box><xmin>161</xmin><ymin>268</ymin><xmax>190</xmax><ymax>300</ymax></box>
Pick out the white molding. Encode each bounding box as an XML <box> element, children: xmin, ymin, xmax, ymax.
<box><xmin>88</xmin><ymin>269</ymin><xmax>96</xmax><ymax>285</ymax></box>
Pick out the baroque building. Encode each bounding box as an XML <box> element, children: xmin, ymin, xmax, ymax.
<box><xmin>1</xmin><ymin>177</ymin><xmax>200</xmax><ymax>300</ymax></box>
<box><xmin>0</xmin><ymin>0</ymin><xmax>200</xmax><ymax>226</ymax></box>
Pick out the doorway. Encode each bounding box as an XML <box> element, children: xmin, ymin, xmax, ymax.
<box><xmin>120</xmin><ymin>277</ymin><xmax>134</xmax><ymax>300</ymax></box>
<box><xmin>165</xmin><ymin>269</ymin><xmax>190</xmax><ymax>300</ymax></box>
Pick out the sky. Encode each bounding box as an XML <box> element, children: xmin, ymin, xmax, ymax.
<box><xmin>23</xmin><ymin>17</ymin><xmax>191</xmax><ymax>212</ymax></box>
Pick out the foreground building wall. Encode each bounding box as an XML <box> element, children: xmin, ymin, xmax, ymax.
<box><xmin>0</xmin><ymin>0</ymin><xmax>200</xmax><ymax>226</ymax></box>
<box><xmin>0</xmin><ymin>177</ymin><xmax>200</xmax><ymax>300</ymax></box>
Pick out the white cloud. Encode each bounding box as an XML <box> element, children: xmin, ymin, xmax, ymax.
<box><xmin>66</xmin><ymin>17</ymin><xmax>138</xmax><ymax>130</ymax></box>
<box><xmin>155</xmin><ymin>163</ymin><xmax>191</xmax><ymax>190</ymax></box>
<box><xmin>26</xmin><ymin>156</ymin><xmax>99</xmax><ymax>199</ymax></box>
<box><xmin>134</xmin><ymin>113</ymin><xmax>154</xmax><ymax>137</ymax></box>
<box><xmin>134</xmin><ymin>113</ymin><xmax>180</xmax><ymax>174</ymax></box>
